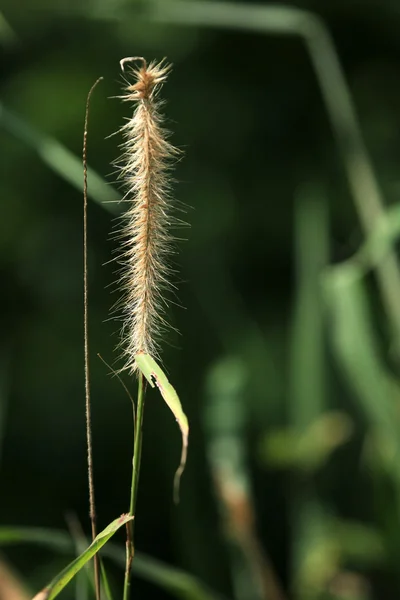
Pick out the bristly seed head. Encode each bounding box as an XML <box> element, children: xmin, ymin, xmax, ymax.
<box><xmin>114</xmin><ymin>57</ymin><xmax>181</xmax><ymax>374</ymax></box>
<box><xmin>120</xmin><ymin>57</ymin><xmax>171</xmax><ymax>101</ymax></box>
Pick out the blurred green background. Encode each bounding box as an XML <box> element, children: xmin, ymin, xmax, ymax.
<box><xmin>2</xmin><ymin>0</ymin><xmax>400</xmax><ymax>599</ymax></box>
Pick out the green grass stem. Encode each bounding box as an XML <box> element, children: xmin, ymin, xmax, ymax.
<box><xmin>123</xmin><ymin>372</ymin><xmax>146</xmax><ymax>600</ymax></box>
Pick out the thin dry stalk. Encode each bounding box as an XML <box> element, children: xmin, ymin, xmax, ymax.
<box><xmin>83</xmin><ymin>76</ymin><xmax>103</xmax><ymax>600</ymax></box>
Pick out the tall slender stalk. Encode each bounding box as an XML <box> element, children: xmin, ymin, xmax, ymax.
<box><xmin>83</xmin><ymin>76</ymin><xmax>103</xmax><ymax>600</ymax></box>
<box><xmin>123</xmin><ymin>372</ymin><xmax>145</xmax><ymax>600</ymax></box>
<box><xmin>130</xmin><ymin>374</ymin><xmax>145</xmax><ymax>518</ymax></box>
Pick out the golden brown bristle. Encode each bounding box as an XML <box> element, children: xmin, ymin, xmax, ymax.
<box><xmin>114</xmin><ymin>57</ymin><xmax>179</xmax><ymax>373</ymax></box>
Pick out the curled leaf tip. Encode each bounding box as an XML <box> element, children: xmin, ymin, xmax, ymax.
<box><xmin>135</xmin><ymin>352</ymin><xmax>189</xmax><ymax>500</ymax></box>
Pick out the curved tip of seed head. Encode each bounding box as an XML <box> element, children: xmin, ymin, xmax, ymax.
<box><xmin>120</xmin><ymin>56</ymin><xmax>147</xmax><ymax>72</ymax></box>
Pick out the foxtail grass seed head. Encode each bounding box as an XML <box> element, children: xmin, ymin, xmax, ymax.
<box><xmin>115</xmin><ymin>57</ymin><xmax>181</xmax><ymax>373</ymax></box>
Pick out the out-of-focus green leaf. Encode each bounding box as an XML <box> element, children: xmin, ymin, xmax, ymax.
<box><xmin>355</xmin><ymin>204</ymin><xmax>400</xmax><ymax>272</ymax></box>
<box><xmin>292</xmin><ymin>503</ymin><xmax>339</xmax><ymax>597</ymax></box>
<box><xmin>292</xmin><ymin>509</ymin><xmax>383</xmax><ymax>598</ymax></box>
<box><xmin>260</xmin><ymin>412</ymin><xmax>353</xmax><ymax>472</ymax></box>
<box><xmin>0</xmin><ymin>103</ymin><xmax>119</xmax><ymax>212</ymax></box>
<box><xmin>151</xmin><ymin>0</ymin><xmax>400</xmax><ymax>344</ymax></box>
<box><xmin>204</xmin><ymin>356</ymin><xmax>286</xmax><ymax>600</ymax></box>
<box><xmin>324</xmin><ymin>204</ymin><xmax>400</xmax><ymax>285</ymax></box>
<box><xmin>335</xmin><ymin>522</ymin><xmax>384</xmax><ymax>562</ymax></box>
<box><xmin>0</xmin><ymin>528</ymin><xmax>71</xmax><ymax>550</ymax></box>
<box><xmin>324</xmin><ymin>265</ymin><xmax>400</xmax><ymax>470</ymax></box>
<box><xmin>99</xmin><ymin>559</ymin><xmax>114</xmax><ymax>600</ymax></box>
<box><xmin>0</xmin><ymin>11</ymin><xmax>18</xmax><ymax>46</ymax></box>
<box><xmin>288</xmin><ymin>188</ymin><xmax>330</xmax><ymax>600</ymax></box>
<box><xmin>0</xmin><ymin>527</ymin><xmax>222</xmax><ymax>600</ymax></box>
<box><xmin>31</xmin><ymin>514</ymin><xmax>132</xmax><ymax>600</ymax></box>
<box><xmin>289</xmin><ymin>185</ymin><xmax>329</xmax><ymax>430</ymax></box>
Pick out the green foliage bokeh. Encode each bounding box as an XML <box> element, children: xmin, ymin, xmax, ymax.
<box><xmin>2</xmin><ymin>1</ymin><xmax>400</xmax><ymax>599</ymax></box>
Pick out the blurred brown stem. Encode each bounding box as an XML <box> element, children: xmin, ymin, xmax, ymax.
<box><xmin>214</xmin><ymin>471</ymin><xmax>287</xmax><ymax>600</ymax></box>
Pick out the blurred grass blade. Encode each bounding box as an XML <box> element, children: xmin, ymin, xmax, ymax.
<box><xmin>290</xmin><ymin>185</ymin><xmax>328</xmax><ymax>428</ymax></box>
<box><xmin>152</xmin><ymin>0</ymin><xmax>400</xmax><ymax>345</ymax></box>
<box><xmin>0</xmin><ymin>527</ymin><xmax>222</xmax><ymax>600</ymax></box>
<box><xmin>344</xmin><ymin>203</ymin><xmax>400</xmax><ymax>278</ymax></box>
<box><xmin>0</xmin><ymin>103</ymin><xmax>119</xmax><ymax>211</ymax></box>
<box><xmin>0</xmin><ymin>527</ymin><xmax>72</xmax><ymax>550</ymax></box>
<box><xmin>260</xmin><ymin>411</ymin><xmax>352</xmax><ymax>473</ymax></box>
<box><xmin>205</xmin><ymin>357</ymin><xmax>286</xmax><ymax>600</ymax></box>
<box><xmin>0</xmin><ymin>11</ymin><xmax>18</xmax><ymax>46</ymax></box>
<box><xmin>287</xmin><ymin>199</ymin><xmax>400</xmax><ymax>297</ymax></box>
<box><xmin>291</xmin><ymin>502</ymin><xmax>337</xmax><ymax>598</ymax></box>
<box><xmin>289</xmin><ymin>185</ymin><xmax>331</xmax><ymax>600</ymax></box>
<box><xmin>324</xmin><ymin>265</ymin><xmax>400</xmax><ymax>474</ymax></box>
<box><xmin>135</xmin><ymin>352</ymin><xmax>188</xmax><ymax>501</ymax></box>
<box><xmin>31</xmin><ymin>514</ymin><xmax>132</xmax><ymax>600</ymax></box>
<box><xmin>152</xmin><ymin>1</ymin><xmax>320</xmax><ymax>35</ymax></box>
<box><xmin>100</xmin><ymin>559</ymin><xmax>114</xmax><ymax>600</ymax></box>
<box><xmin>65</xmin><ymin>513</ymin><xmax>93</xmax><ymax>600</ymax></box>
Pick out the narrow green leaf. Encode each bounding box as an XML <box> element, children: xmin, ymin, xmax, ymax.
<box><xmin>0</xmin><ymin>527</ymin><xmax>222</xmax><ymax>600</ymax></box>
<box><xmin>289</xmin><ymin>187</ymin><xmax>331</xmax><ymax>599</ymax></box>
<box><xmin>135</xmin><ymin>352</ymin><xmax>189</xmax><ymax>502</ymax></box>
<box><xmin>314</xmin><ymin>204</ymin><xmax>400</xmax><ymax>289</ymax></box>
<box><xmin>323</xmin><ymin>265</ymin><xmax>400</xmax><ymax>478</ymax></box>
<box><xmin>355</xmin><ymin>204</ymin><xmax>400</xmax><ymax>270</ymax></box>
<box><xmin>31</xmin><ymin>514</ymin><xmax>132</xmax><ymax>600</ymax></box>
<box><xmin>0</xmin><ymin>103</ymin><xmax>119</xmax><ymax>212</ymax></box>
<box><xmin>100</xmin><ymin>558</ymin><xmax>114</xmax><ymax>600</ymax></box>
<box><xmin>0</xmin><ymin>527</ymin><xmax>71</xmax><ymax>550</ymax></box>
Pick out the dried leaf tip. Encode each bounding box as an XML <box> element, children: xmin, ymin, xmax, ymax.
<box><xmin>115</xmin><ymin>57</ymin><xmax>179</xmax><ymax>374</ymax></box>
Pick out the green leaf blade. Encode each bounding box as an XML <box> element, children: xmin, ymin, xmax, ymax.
<box><xmin>135</xmin><ymin>352</ymin><xmax>189</xmax><ymax>502</ymax></box>
<box><xmin>31</xmin><ymin>514</ymin><xmax>133</xmax><ymax>600</ymax></box>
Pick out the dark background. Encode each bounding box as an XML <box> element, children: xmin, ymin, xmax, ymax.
<box><xmin>1</xmin><ymin>1</ymin><xmax>400</xmax><ymax>599</ymax></box>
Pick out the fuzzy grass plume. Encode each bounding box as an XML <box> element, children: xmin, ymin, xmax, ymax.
<box><xmin>116</xmin><ymin>57</ymin><xmax>180</xmax><ymax>373</ymax></box>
